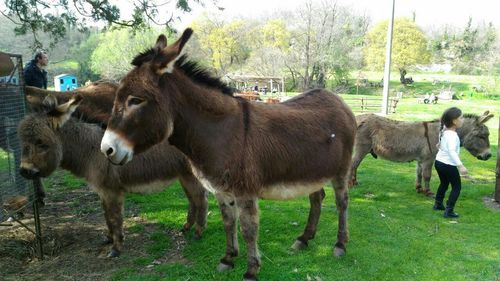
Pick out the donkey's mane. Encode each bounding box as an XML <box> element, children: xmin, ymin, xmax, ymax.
<box><xmin>463</xmin><ymin>113</ymin><xmax>479</xmax><ymax>120</ymax></box>
<box><xmin>132</xmin><ymin>48</ymin><xmax>234</xmax><ymax>96</ymax></box>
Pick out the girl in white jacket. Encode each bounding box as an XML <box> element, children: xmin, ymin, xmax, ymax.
<box><xmin>434</xmin><ymin>107</ymin><xmax>468</xmax><ymax>218</ymax></box>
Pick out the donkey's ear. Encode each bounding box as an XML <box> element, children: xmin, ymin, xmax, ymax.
<box><xmin>49</xmin><ymin>94</ymin><xmax>83</xmax><ymax>129</ymax></box>
<box><xmin>478</xmin><ymin>112</ymin><xmax>494</xmax><ymax>124</ymax></box>
<box><xmin>42</xmin><ymin>94</ymin><xmax>58</xmax><ymax>110</ymax></box>
<box><xmin>154</xmin><ymin>34</ymin><xmax>168</xmax><ymax>50</ymax></box>
<box><xmin>56</xmin><ymin>94</ymin><xmax>83</xmax><ymax>114</ymax></box>
<box><xmin>156</xmin><ymin>28</ymin><xmax>193</xmax><ymax>74</ymax></box>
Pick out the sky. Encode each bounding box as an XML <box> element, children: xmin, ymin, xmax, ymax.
<box><xmin>171</xmin><ymin>0</ymin><xmax>500</xmax><ymax>30</ymax></box>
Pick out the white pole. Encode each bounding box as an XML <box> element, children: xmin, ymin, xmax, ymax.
<box><xmin>381</xmin><ymin>0</ymin><xmax>396</xmax><ymax>115</ymax></box>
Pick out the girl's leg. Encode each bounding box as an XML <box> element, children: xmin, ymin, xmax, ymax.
<box><xmin>445</xmin><ymin>166</ymin><xmax>461</xmax><ymax>218</ymax></box>
<box><xmin>434</xmin><ymin>161</ymin><xmax>451</xmax><ymax>207</ymax></box>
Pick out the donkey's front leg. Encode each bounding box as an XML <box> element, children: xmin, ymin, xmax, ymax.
<box><xmin>332</xmin><ymin>176</ymin><xmax>349</xmax><ymax>257</ymax></box>
<box><xmin>236</xmin><ymin>197</ymin><xmax>260</xmax><ymax>281</ymax></box>
<box><xmin>291</xmin><ymin>188</ymin><xmax>325</xmax><ymax>250</ymax></box>
<box><xmin>215</xmin><ymin>193</ymin><xmax>239</xmax><ymax>272</ymax></box>
<box><xmin>99</xmin><ymin>189</ymin><xmax>125</xmax><ymax>258</ymax></box>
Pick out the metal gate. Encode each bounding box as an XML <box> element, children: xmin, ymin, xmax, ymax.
<box><xmin>0</xmin><ymin>52</ymin><xmax>43</xmax><ymax>258</ymax></box>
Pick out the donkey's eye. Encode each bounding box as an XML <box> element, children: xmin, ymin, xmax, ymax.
<box><xmin>127</xmin><ymin>97</ymin><xmax>145</xmax><ymax>107</ymax></box>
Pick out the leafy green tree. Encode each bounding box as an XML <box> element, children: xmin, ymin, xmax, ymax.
<box><xmin>191</xmin><ymin>16</ymin><xmax>251</xmax><ymax>75</ymax></box>
<box><xmin>0</xmin><ymin>0</ymin><xmax>215</xmax><ymax>48</ymax></box>
<box><xmin>364</xmin><ymin>18</ymin><xmax>430</xmax><ymax>82</ymax></box>
<box><xmin>431</xmin><ymin>18</ymin><xmax>497</xmax><ymax>74</ymax></box>
<box><xmin>90</xmin><ymin>28</ymin><xmax>171</xmax><ymax>79</ymax></box>
<box><xmin>72</xmin><ymin>31</ymin><xmax>101</xmax><ymax>83</ymax></box>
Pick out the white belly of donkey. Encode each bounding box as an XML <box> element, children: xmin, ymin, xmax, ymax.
<box><xmin>259</xmin><ymin>181</ymin><xmax>327</xmax><ymax>200</ymax></box>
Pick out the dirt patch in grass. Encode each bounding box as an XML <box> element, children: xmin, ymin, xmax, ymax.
<box><xmin>483</xmin><ymin>195</ymin><xmax>500</xmax><ymax>211</ymax></box>
<box><xmin>0</xmin><ymin>172</ymin><xmax>189</xmax><ymax>281</ymax></box>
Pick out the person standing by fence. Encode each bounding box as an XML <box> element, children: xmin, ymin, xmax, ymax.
<box><xmin>24</xmin><ymin>51</ymin><xmax>48</xmax><ymax>89</ymax></box>
<box><xmin>433</xmin><ymin>107</ymin><xmax>468</xmax><ymax>218</ymax></box>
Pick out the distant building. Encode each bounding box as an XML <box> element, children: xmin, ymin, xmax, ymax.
<box><xmin>54</xmin><ymin>74</ymin><xmax>78</xmax><ymax>91</ymax></box>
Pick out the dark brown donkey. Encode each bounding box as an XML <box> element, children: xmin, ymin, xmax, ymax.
<box><xmin>100</xmin><ymin>29</ymin><xmax>357</xmax><ymax>280</ymax></box>
<box><xmin>19</xmin><ymin>88</ymin><xmax>208</xmax><ymax>257</ymax></box>
<box><xmin>351</xmin><ymin>112</ymin><xmax>493</xmax><ymax>195</ymax></box>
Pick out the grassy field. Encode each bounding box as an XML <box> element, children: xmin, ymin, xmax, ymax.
<box><xmin>342</xmin><ymin>72</ymin><xmax>499</xmax><ymax>100</ymax></box>
<box><xmin>86</xmin><ymin>97</ymin><xmax>500</xmax><ymax>281</ymax></box>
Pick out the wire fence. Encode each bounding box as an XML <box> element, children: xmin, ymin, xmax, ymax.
<box><xmin>0</xmin><ymin>53</ymin><xmax>34</xmax><ymax>224</ymax></box>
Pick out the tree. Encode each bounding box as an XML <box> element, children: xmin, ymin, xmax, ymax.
<box><xmin>241</xmin><ymin>19</ymin><xmax>291</xmax><ymax>77</ymax></box>
<box><xmin>364</xmin><ymin>17</ymin><xmax>430</xmax><ymax>83</ymax></box>
<box><xmin>283</xmin><ymin>0</ymin><xmax>368</xmax><ymax>90</ymax></box>
<box><xmin>90</xmin><ymin>28</ymin><xmax>170</xmax><ymax>80</ymax></box>
<box><xmin>191</xmin><ymin>16</ymin><xmax>251</xmax><ymax>76</ymax></box>
<box><xmin>430</xmin><ymin>18</ymin><xmax>497</xmax><ymax>74</ymax></box>
<box><xmin>0</xmin><ymin>0</ymin><xmax>217</xmax><ymax>48</ymax></box>
<box><xmin>72</xmin><ymin>31</ymin><xmax>101</xmax><ymax>82</ymax></box>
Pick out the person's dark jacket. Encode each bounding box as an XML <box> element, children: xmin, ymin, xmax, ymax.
<box><xmin>24</xmin><ymin>59</ymin><xmax>47</xmax><ymax>89</ymax></box>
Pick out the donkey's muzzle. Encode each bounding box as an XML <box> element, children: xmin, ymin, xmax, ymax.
<box><xmin>477</xmin><ymin>153</ymin><xmax>491</xmax><ymax>161</ymax></box>
<box><xmin>19</xmin><ymin>167</ymin><xmax>40</xmax><ymax>179</ymax></box>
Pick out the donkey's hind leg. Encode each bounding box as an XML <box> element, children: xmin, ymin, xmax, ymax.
<box><xmin>421</xmin><ymin>160</ymin><xmax>435</xmax><ymax>197</ymax></box>
<box><xmin>415</xmin><ymin>162</ymin><xmax>423</xmax><ymax>193</ymax></box>
<box><xmin>215</xmin><ymin>193</ymin><xmax>239</xmax><ymax>272</ymax></box>
<box><xmin>236</xmin><ymin>196</ymin><xmax>261</xmax><ymax>281</ymax></box>
<box><xmin>332</xmin><ymin>175</ymin><xmax>349</xmax><ymax>257</ymax></box>
<box><xmin>179</xmin><ymin>174</ymin><xmax>208</xmax><ymax>239</ymax></box>
<box><xmin>291</xmin><ymin>188</ymin><xmax>326</xmax><ymax>250</ymax></box>
<box><xmin>350</xmin><ymin>144</ymin><xmax>372</xmax><ymax>187</ymax></box>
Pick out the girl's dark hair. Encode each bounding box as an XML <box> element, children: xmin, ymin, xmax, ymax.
<box><xmin>440</xmin><ymin>107</ymin><xmax>462</xmax><ymax>128</ymax></box>
<box><xmin>437</xmin><ymin>107</ymin><xmax>462</xmax><ymax>146</ymax></box>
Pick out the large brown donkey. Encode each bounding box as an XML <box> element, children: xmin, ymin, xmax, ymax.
<box><xmin>351</xmin><ymin>112</ymin><xmax>493</xmax><ymax>195</ymax></box>
<box><xmin>100</xmin><ymin>29</ymin><xmax>357</xmax><ymax>280</ymax></box>
<box><xmin>18</xmin><ymin>93</ymin><xmax>208</xmax><ymax>258</ymax></box>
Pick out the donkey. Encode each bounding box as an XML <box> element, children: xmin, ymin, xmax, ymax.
<box><xmin>351</xmin><ymin>112</ymin><xmax>493</xmax><ymax>195</ymax></box>
<box><xmin>18</xmin><ymin>94</ymin><xmax>209</xmax><ymax>258</ymax></box>
<box><xmin>18</xmin><ymin>81</ymin><xmax>120</xmax><ymax>205</ymax></box>
<box><xmin>99</xmin><ymin>29</ymin><xmax>357</xmax><ymax>281</ymax></box>
<box><xmin>25</xmin><ymin>80</ymin><xmax>118</xmax><ymax>125</ymax></box>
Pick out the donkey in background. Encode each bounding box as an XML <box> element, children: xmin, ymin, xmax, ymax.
<box><xmin>351</xmin><ymin>112</ymin><xmax>493</xmax><ymax>195</ymax></box>
<box><xmin>18</xmin><ymin>92</ymin><xmax>209</xmax><ymax>258</ymax></box>
<box><xmin>15</xmin><ymin>81</ymin><xmax>120</xmax><ymax>206</ymax></box>
<box><xmin>100</xmin><ymin>29</ymin><xmax>357</xmax><ymax>281</ymax></box>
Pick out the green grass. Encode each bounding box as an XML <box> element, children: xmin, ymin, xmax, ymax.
<box><xmin>344</xmin><ymin>72</ymin><xmax>500</xmax><ymax>100</ymax></box>
<box><xmin>106</xmin><ymin>98</ymin><xmax>500</xmax><ymax>280</ymax></box>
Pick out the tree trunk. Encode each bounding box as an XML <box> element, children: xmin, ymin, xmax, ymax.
<box><xmin>495</xmin><ymin>116</ymin><xmax>500</xmax><ymax>202</ymax></box>
<box><xmin>399</xmin><ymin>68</ymin><xmax>407</xmax><ymax>84</ymax></box>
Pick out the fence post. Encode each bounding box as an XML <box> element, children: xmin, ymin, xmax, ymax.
<box><xmin>495</xmin><ymin>116</ymin><xmax>500</xmax><ymax>202</ymax></box>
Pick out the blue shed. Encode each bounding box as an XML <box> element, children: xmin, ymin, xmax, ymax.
<box><xmin>54</xmin><ymin>74</ymin><xmax>78</xmax><ymax>91</ymax></box>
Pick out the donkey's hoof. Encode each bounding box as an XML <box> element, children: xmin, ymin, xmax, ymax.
<box><xmin>181</xmin><ymin>224</ymin><xmax>191</xmax><ymax>233</ymax></box>
<box><xmin>423</xmin><ymin>189</ymin><xmax>435</xmax><ymax>197</ymax></box>
<box><xmin>333</xmin><ymin>243</ymin><xmax>346</xmax><ymax>257</ymax></box>
<box><xmin>191</xmin><ymin>233</ymin><xmax>202</xmax><ymax>241</ymax></box>
<box><xmin>217</xmin><ymin>261</ymin><xmax>234</xmax><ymax>272</ymax></box>
<box><xmin>100</xmin><ymin>237</ymin><xmax>113</xmax><ymax>246</ymax></box>
<box><xmin>290</xmin><ymin>239</ymin><xmax>308</xmax><ymax>251</ymax></box>
<box><xmin>107</xmin><ymin>249</ymin><xmax>121</xmax><ymax>258</ymax></box>
<box><xmin>243</xmin><ymin>273</ymin><xmax>258</xmax><ymax>281</ymax></box>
